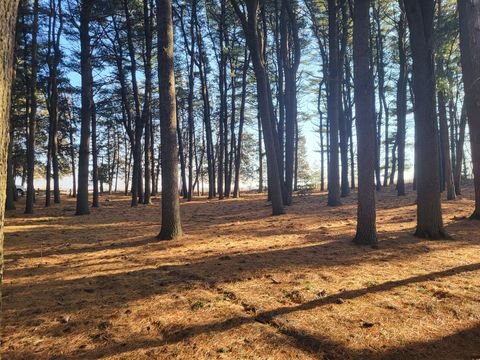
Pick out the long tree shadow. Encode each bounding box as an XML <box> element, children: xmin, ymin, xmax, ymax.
<box><xmin>4</xmin><ymin>262</ymin><xmax>479</xmax><ymax>359</ymax></box>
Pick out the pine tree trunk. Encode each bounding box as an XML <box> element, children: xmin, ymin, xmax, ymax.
<box><xmin>327</xmin><ymin>0</ymin><xmax>341</xmax><ymax>206</ymax></box>
<box><xmin>231</xmin><ymin>0</ymin><xmax>284</xmax><ymax>215</ymax></box>
<box><xmin>176</xmin><ymin>102</ymin><xmax>188</xmax><ymax>199</ymax></box>
<box><xmin>404</xmin><ymin>0</ymin><xmax>447</xmax><ymax>238</ymax></box>
<box><xmin>195</xmin><ymin>15</ymin><xmax>215</xmax><ymax>199</ymax></box>
<box><xmin>233</xmin><ymin>52</ymin><xmax>249</xmax><ymax>198</ymax></box>
<box><xmin>396</xmin><ymin>4</ymin><xmax>407</xmax><ymax>196</ymax></box>
<box><xmin>353</xmin><ymin>0</ymin><xmax>377</xmax><ymax>246</ymax></box>
<box><xmin>458</xmin><ymin>0</ymin><xmax>480</xmax><ymax>219</ymax></box>
<box><xmin>453</xmin><ymin>104</ymin><xmax>466</xmax><ymax>195</ymax></box>
<box><xmin>143</xmin><ymin>0</ymin><xmax>153</xmax><ymax>205</ymax></box>
<box><xmin>124</xmin><ymin>0</ymin><xmax>143</xmax><ymax>207</ymax></box>
<box><xmin>68</xmin><ymin>103</ymin><xmax>76</xmax><ymax>197</ymax></box>
<box><xmin>76</xmin><ymin>0</ymin><xmax>93</xmax><ymax>216</ymax></box>
<box><xmin>157</xmin><ymin>0</ymin><xmax>183</xmax><ymax>240</ymax></box>
<box><xmin>6</xmin><ymin>111</ymin><xmax>16</xmax><ymax>210</ymax></box>
<box><xmin>281</xmin><ymin>0</ymin><xmax>301</xmax><ymax>205</ymax></box>
<box><xmin>91</xmin><ymin>97</ymin><xmax>99</xmax><ymax>208</ymax></box>
<box><xmin>25</xmin><ymin>0</ymin><xmax>39</xmax><ymax>214</ymax></box>
<box><xmin>338</xmin><ymin>0</ymin><xmax>350</xmax><ymax>197</ymax></box>
<box><xmin>438</xmin><ymin>91</ymin><xmax>456</xmax><ymax>200</ymax></box>
<box><xmin>1</xmin><ymin>0</ymin><xmax>20</xmax><ymax>334</ymax></box>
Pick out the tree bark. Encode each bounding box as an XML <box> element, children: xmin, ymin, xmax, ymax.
<box><xmin>438</xmin><ymin>90</ymin><xmax>456</xmax><ymax>200</ymax></box>
<box><xmin>76</xmin><ymin>0</ymin><xmax>93</xmax><ymax>216</ymax></box>
<box><xmin>1</xmin><ymin>0</ymin><xmax>20</xmax><ymax>335</ymax></box>
<box><xmin>281</xmin><ymin>0</ymin><xmax>301</xmax><ymax>205</ymax></box>
<box><xmin>233</xmin><ymin>51</ymin><xmax>249</xmax><ymax>198</ymax></box>
<box><xmin>143</xmin><ymin>0</ymin><xmax>153</xmax><ymax>204</ymax></box>
<box><xmin>231</xmin><ymin>0</ymin><xmax>284</xmax><ymax>215</ymax></box>
<box><xmin>353</xmin><ymin>0</ymin><xmax>377</xmax><ymax>246</ymax></box>
<box><xmin>458</xmin><ymin>0</ymin><xmax>480</xmax><ymax>219</ymax></box>
<box><xmin>453</xmin><ymin>104</ymin><xmax>466</xmax><ymax>195</ymax></box>
<box><xmin>25</xmin><ymin>0</ymin><xmax>39</xmax><ymax>214</ymax></box>
<box><xmin>157</xmin><ymin>0</ymin><xmax>183</xmax><ymax>239</ymax></box>
<box><xmin>404</xmin><ymin>0</ymin><xmax>447</xmax><ymax>238</ymax></box>
<box><xmin>123</xmin><ymin>0</ymin><xmax>143</xmax><ymax>207</ymax></box>
<box><xmin>396</xmin><ymin>1</ymin><xmax>407</xmax><ymax>196</ymax></box>
<box><xmin>327</xmin><ymin>0</ymin><xmax>341</xmax><ymax>206</ymax></box>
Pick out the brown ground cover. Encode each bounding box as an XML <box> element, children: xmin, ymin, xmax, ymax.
<box><xmin>1</xmin><ymin>184</ymin><xmax>480</xmax><ymax>359</ymax></box>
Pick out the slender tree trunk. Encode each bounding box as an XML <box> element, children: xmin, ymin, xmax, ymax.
<box><xmin>231</xmin><ymin>0</ymin><xmax>284</xmax><ymax>215</ymax></box>
<box><xmin>67</xmin><ymin>102</ymin><xmax>76</xmax><ymax>197</ymax></box>
<box><xmin>51</xmin><ymin>0</ymin><xmax>62</xmax><ymax>204</ymax></box>
<box><xmin>258</xmin><ymin>112</ymin><xmax>263</xmax><ymax>193</ymax></box>
<box><xmin>458</xmin><ymin>0</ymin><xmax>480</xmax><ymax>219</ymax></box>
<box><xmin>176</xmin><ymin>102</ymin><xmax>188</xmax><ymax>199</ymax></box>
<box><xmin>217</xmin><ymin>1</ymin><xmax>226</xmax><ymax>200</ymax></box>
<box><xmin>25</xmin><ymin>0</ymin><xmax>39</xmax><ymax>214</ymax></box>
<box><xmin>438</xmin><ymin>90</ymin><xmax>456</xmax><ymax>200</ymax></box>
<box><xmin>124</xmin><ymin>0</ymin><xmax>143</xmax><ymax>207</ymax></box>
<box><xmin>76</xmin><ymin>0</ymin><xmax>93</xmax><ymax>216</ymax></box>
<box><xmin>143</xmin><ymin>0</ymin><xmax>153</xmax><ymax>204</ymax></box>
<box><xmin>338</xmin><ymin>0</ymin><xmax>350</xmax><ymax>197</ymax></box>
<box><xmin>233</xmin><ymin>51</ymin><xmax>249</xmax><ymax>198</ymax></box>
<box><xmin>91</xmin><ymin>95</ymin><xmax>99</xmax><ymax>208</ymax></box>
<box><xmin>157</xmin><ymin>0</ymin><xmax>183</xmax><ymax>239</ymax></box>
<box><xmin>453</xmin><ymin>104</ymin><xmax>466</xmax><ymax>195</ymax></box>
<box><xmin>396</xmin><ymin>2</ymin><xmax>407</xmax><ymax>196</ymax></box>
<box><xmin>327</xmin><ymin>0</ymin><xmax>341</xmax><ymax>206</ymax></box>
<box><xmin>195</xmin><ymin>15</ymin><xmax>215</xmax><ymax>199</ymax></box>
<box><xmin>6</xmin><ymin>123</ymin><xmax>15</xmax><ymax>210</ymax></box>
<box><xmin>226</xmin><ymin>51</ymin><xmax>236</xmax><ymax>198</ymax></box>
<box><xmin>281</xmin><ymin>0</ymin><xmax>301</xmax><ymax>205</ymax></box>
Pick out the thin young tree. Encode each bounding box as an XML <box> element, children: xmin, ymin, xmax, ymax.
<box><xmin>25</xmin><ymin>0</ymin><xmax>39</xmax><ymax>214</ymax></box>
<box><xmin>458</xmin><ymin>0</ymin><xmax>480</xmax><ymax>219</ymax></box>
<box><xmin>453</xmin><ymin>105</ymin><xmax>466</xmax><ymax>195</ymax></box>
<box><xmin>352</xmin><ymin>0</ymin><xmax>377</xmax><ymax>245</ymax></box>
<box><xmin>143</xmin><ymin>0</ymin><xmax>153</xmax><ymax>205</ymax></box>
<box><xmin>157</xmin><ymin>0</ymin><xmax>183</xmax><ymax>240</ymax></box>
<box><xmin>45</xmin><ymin>0</ymin><xmax>63</xmax><ymax>206</ymax></box>
<box><xmin>404</xmin><ymin>0</ymin><xmax>447</xmax><ymax>238</ymax></box>
<box><xmin>281</xmin><ymin>0</ymin><xmax>301</xmax><ymax>206</ymax></box>
<box><xmin>327</xmin><ymin>0</ymin><xmax>341</xmax><ymax>206</ymax></box>
<box><xmin>396</xmin><ymin>1</ymin><xmax>407</xmax><ymax>196</ymax></box>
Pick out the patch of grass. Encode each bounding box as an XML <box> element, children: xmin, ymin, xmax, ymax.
<box><xmin>190</xmin><ymin>299</ymin><xmax>211</xmax><ymax>311</ymax></box>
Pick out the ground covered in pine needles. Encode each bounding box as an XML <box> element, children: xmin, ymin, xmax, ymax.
<box><xmin>2</xmin><ymin>184</ymin><xmax>480</xmax><ymax>359</ymax></box>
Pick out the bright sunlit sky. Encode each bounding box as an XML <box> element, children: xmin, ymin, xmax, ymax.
<box><xmin>28</xmin><ymin>7</ymin><xmax>453</xmax><ymax>192</ymax></box>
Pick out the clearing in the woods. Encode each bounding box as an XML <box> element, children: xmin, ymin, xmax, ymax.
<box><xmin>2</xmin><ymin>185</ymin><xmax>480</xmax><ymax>360</ymax></box>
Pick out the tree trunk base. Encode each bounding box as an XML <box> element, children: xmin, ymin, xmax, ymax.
<box><xmin>414</xmin><ymin>227</ymin><xmax>451</xmax><ymax>240</ymax></box>
<box><xmin>272</xmin><ymin>208</ymin><xmax>285</xmax><ymax>216</ymax></box>
<box><xmin>352</xmin><ymin>234</ymin><xmax>378</xmax><ymax>247</ymax></box>
<box><xmin>327</xmin><ymin>200</ymin><xmax>342</xmax><ymax>207</ymax></box>
<box><xmin>157</xmin><ymin>229</ymin><xmax>183</xmax><ymax>241</ymax></box>
<box><xmin>469</xmin><ymin>211</ymin><xmax>480</xmax><ymax>220</ymax></box>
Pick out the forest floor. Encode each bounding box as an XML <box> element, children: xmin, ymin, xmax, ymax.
<box><xmin>1</xmin><ymin>184</ymin><xmax>480</xmax><ymax>360</ymax></box>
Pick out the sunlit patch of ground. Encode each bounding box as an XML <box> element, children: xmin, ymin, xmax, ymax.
<box><xmin>2</xmin><ymin>184</ymin><xmax>480</xmax><ymax>359</ymax></box>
